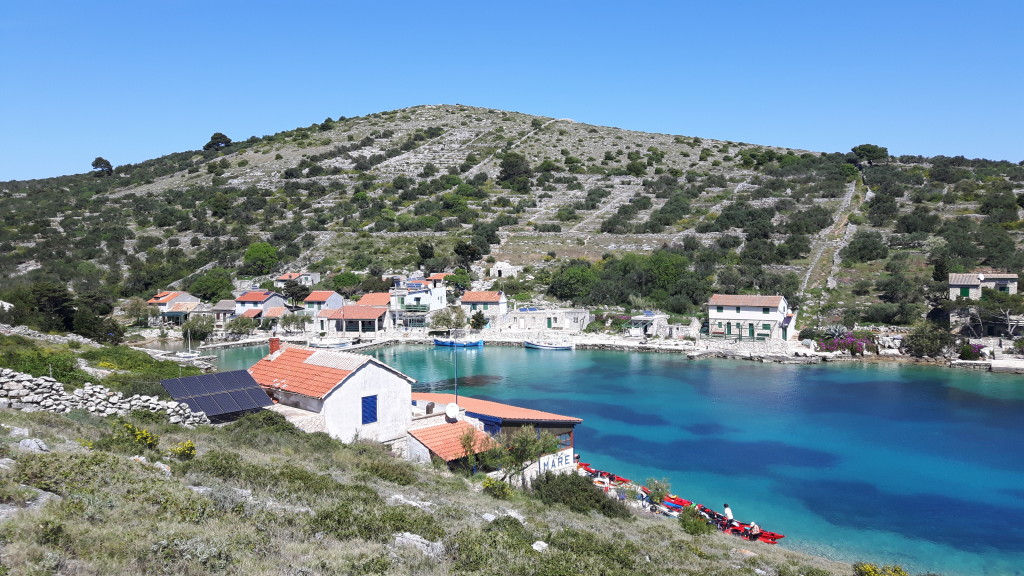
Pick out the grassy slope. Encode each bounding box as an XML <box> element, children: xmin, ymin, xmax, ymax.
<box><xmin>0</xmin><ymin>409</ymin><xmax>851</xmax><ymax>576</ymax></box>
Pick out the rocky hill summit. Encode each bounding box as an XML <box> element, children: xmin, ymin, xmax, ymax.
<box><xmin>2</xmin><ymin>104</ymin><xmax>1022</xmax><ymax>326</ymax></box>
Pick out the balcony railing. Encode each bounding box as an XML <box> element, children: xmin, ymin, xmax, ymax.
<box><xmin>402</xmin><ymin>304</ymin><xmax>429</xmax><ymax>312</ymax></box>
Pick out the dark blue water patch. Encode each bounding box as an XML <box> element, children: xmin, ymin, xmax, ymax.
<box><xmin>777</xmin><ymin>478</ymin><xmax>1024</xmax><ymax>555</ymax></box>
<box><xmin>1000</xmin><ymin>488</ymin><xmax>1024</xmax><ymax>506</ymax></box>
<box><xmin>584</xmin><ymin>430</ymin><xmax>838</xmax><ymax>476</ymax></box>
<box><xmin>680</xmin><ymin>421</ymin><xmax>737</xmax><ymax>436</ymax></box>
<box><xmin>536</xmin><ymin>399</ymin><xmax>674</xmax><ymax>427</ymax></box>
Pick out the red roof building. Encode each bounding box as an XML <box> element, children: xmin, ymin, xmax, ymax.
<box><xmin>248</xmin><ymin>343</ymin><xmax>413</xmax><ymax>443</ymax></box>
<box><xmin>358</xmin><ymin>292</ymin><xmax>392</xmax><ymax>307</ymax></box>
<box><xmin>408</xmin><ymin>421</ymin><xmax>495</xmax><ymax>462</ymax></box>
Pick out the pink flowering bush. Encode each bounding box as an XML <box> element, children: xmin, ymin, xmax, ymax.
<box><xmin>958</xmin><ymin>343</ymin><xmax>985</xmax><ymax>360</ymax></box>
<box><xmin>817</xmin><ymin>332</ymin><xmax>875</xmax><ymax>356</ymax></box>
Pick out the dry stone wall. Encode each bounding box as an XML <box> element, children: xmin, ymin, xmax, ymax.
<box><xmin>0</xmin><ymin>368</ymin><xmax>208</xmax><ymax>426</ymax></box>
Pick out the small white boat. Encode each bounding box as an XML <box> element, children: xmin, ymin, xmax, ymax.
<box><xmin>524</xmin><ymin>340</ymin><xmax>574</xmax><ymax>350</ymax></box>
<box><xmin>175</xmin><ymin>330</ymin><xmax>201</xmax><ymax>358</ymax></box>
<box><xmin>308</xmin><ymin>339</ymin><xmax>351</xmax><ymax>349</ymax></box>
<box><xmin>434</xmin><ymin>338</ymin><xmax>483</xmax><ymax>347</ymax></box>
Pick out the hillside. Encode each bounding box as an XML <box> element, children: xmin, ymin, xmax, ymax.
<box><xmin>0</xmin><ymin>406</ymin><xmax>855</xmax><ymax>575</ymax></box>
<box><xmin>2</xmin><ymin>104</ymin><xmax>1023</xmax><ymax>328</ymax></box>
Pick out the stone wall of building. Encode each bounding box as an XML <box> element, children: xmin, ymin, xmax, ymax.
<box><xmin>0</xmin><ymin>368</ymin><xmax>208</xmax><ymax>426</ymax></box>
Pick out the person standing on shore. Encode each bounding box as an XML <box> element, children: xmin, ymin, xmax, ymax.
<box><xmin>723</xmin><ymin>503</ymin><xmax>734</xmax><ymax>526</ymax></box>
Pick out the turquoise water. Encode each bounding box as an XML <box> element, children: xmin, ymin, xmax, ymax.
<box><xmin>360</xmin><ymin>345</ymin><xmax>1024</xmax><ymax>576</ymax></box>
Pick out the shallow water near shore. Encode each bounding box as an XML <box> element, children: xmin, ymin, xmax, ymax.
<box><xmin>363</xmin><ymin>344</ymin><xmax>1024</xmax><ymax>576</ymax></box>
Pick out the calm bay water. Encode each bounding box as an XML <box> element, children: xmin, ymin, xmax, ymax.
<box><xmin>217</xmin><ymin>344</ymin><xmax>1024</xmax><ymax>575</ymax></box>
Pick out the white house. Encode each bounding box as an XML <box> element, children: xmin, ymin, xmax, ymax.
<box><xmin>391</xmin><ymin>275</ymin><xmax>448</xmax><ymax>329</ymax></box>
<box><xmin>948</xmin><ymin>272</ymin><xmax>1018</xmax><ymax>300</ymax></box>
<box><xmin>234</xmin><ymin>290</ymin><xmax>288</xmax><ymax>317</ymax></box>
<box><xmin>501</xmin><ymin>307</ymin><xmax>592</xmax><ymax>333</ymax></box>
<box><xmin>303</xmin><ymin>290</ymin><xmax>345</xmax><ymax>315</ymax></box>
<box><xmin>146</xmin><ymin>291</ymin><xmax>201</xmax><ymax>325</ymax></box>
<box><xmin>707</xmin><ymin>294</ymin><xmax>796</xmax><ymax>341</ymax></box>
<box><xmin>274</xmin><ymin>272</ymin><xmax>321</xmax><ymax>288</ymax></box>
<box><xmin>458</xmin><ymin>291</ymin><xmax>508</xmax><ymax>325</ymax></box>
<box><xmin>248</xmin><ymin>339</ymin><xmax>413</xmax><ymax>444</ymax></box>
<box><xmin>316</xmin><ymin>305</ymin><xmax>391</xmax><ymax>337</ymax></box>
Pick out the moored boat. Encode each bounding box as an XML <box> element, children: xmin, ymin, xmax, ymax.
<box><xmin>524</xmin><ymin>340</ymin><xmax>574</xmax><ymax>350</ymax></box>
<box><xmin>433</xmin><ymin>338</ymin><xmax>483</xmax><ymax>347</ymax></box>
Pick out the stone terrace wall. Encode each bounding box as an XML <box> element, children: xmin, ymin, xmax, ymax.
<box><xmin>0</xmin><ymin>368</ymin><xmax>208</xmax><ymax>426</ymax></box>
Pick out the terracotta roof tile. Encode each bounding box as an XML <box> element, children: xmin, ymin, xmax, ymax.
<box><xmin>409</xmin><ymin>421</ymin><xmax>495</xmax><ymax>461</ymax></box>
<box><xmin>248</xmin><ymin>347</ymin><xmax>359</xmax><ymax>399</ymax></box>
<box><xmin>147</xmin><ymin>291</ymin><xmax>182</xmax><ymax>304</ymax></box>
<box><xmin>426</xmin><ymin>273</ymin><xmax>450</xmax><ymax>281</ymax></box>
<box><xmin>317</xmin><ymin>308</ymin><xmax>345</xmax><ymax>319</ymax></box>
<box><xmin>339</xmin><ymin>305</ymin><xmax>388</xmax><ymax>320</ymax></box>
<box><xmin>708</xmin><ymin>294</ymin><xmax>784</xmax><ymax>308</ymax></box>
<box><xmin>411</xmin><ymin>393</ymin><xmax>582</xmax><ymax>423</ymax></box>
<box><xmin>461</xmin><ymin>291</ymin><xmax>503</xmax><ymax>303</ymax></box>
<box><xmin>241</xmin><ymin>309</ymin><xmax>262</xmax><ymax>318</ymax></box>
<box><xmin>236</xmin><ymin>290</ymin><xmax>276</xmax><ymax>303</ymax></box>
<box><xmin>358</xmin><ymin>292</ymin><xmax>392</xmax><ymax>306</ymax></box>
<box><xmin>304</xmin><ymin>291</ymin><xmax>339</xmax><ymax>302</ymax></box>
<box><xmin>167</xmin><ymin>302</ymin><xmax>199</xmax><ymax>313</ymax></box>
<box><xmin>277</xmin><ymin>273</ymin><xmax>304</xmax><ymax>281</ymax></box>
<box><xmin>263</xmin><ymin>307</ymin><xmax>288</xmax><ymax>319</ymax></box>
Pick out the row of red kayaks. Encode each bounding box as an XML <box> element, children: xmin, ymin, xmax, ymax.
<box><xmin>578</xmin><ymin>462</ymin><xmax>785</xmax><ymax>544</ymax></box>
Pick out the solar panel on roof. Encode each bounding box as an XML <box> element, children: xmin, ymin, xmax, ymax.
<box><xmin>161</xmin><ymin>370</ymin><xmax>272</xmax><ymax>419</ymax></box>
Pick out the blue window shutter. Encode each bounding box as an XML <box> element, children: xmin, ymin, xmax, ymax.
<box><xmin>361</xmin><ymin>395</ymin><xmax>378</xmax><ymax>425</ymax></box>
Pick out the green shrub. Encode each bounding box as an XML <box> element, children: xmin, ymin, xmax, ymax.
<box><xmin>853</xmin><ymin>562</ymin><xmax>909</xmax><ymax>576</ymax></box>
<box><xmin>482</xmin><ymin>477</ymin><xmax>514</xmax><ymax>499</ymax></box>
<box><xmin>531</xmin><ymin>471</ymin><xmax>631</xmax><ymax>518</ymax></box>
<box><xmin>92</xmin><ymin>419</ymin><xmax>160</xmax><ymax>454</ymax></box>
<box><xmin>167</xmin><ymin>440</ymin><xmax>196</xmax><ymax>461</ymax></box>
<box><xmin>358</xmin><ymin>457</ymin><xmax>417</xmax><ymax>485</ymax></box>
<box><xmin>678</xmin><ymin>506</ymin><xmax>714</xmax><ymax>536</ymax></box>
<box><xmin>548</xmin><ymin>527</ymin><xmax>638</xmax><ymax>569</ymax></box>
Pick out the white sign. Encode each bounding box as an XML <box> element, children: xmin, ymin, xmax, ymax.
<box><xmin>537</xmin><ymin>448</ymin><xmax>575</xmax><ymax>473</ymax></box>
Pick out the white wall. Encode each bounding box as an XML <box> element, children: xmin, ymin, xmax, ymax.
<box><xmin>321</xmin><ymin>363</ymin><xmax>411</xmax><ymax>443</ymax></box>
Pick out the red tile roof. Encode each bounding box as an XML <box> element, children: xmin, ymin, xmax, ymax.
<box><xmin>236</xmin><ymin>290</ymin><xmax>276</xmax><ymax>303</ymax></box>
<box><xmin>341</xmin><ymin>305</ymin><xmax>388</xmax><ymax>320</ymax></box>
<box><xmin>411</xmin><ymin>393</ymin><xmax>582</xmax><ymax>424</ymax></box>
<box><xmin>249</xmin><ymin>345</ymin><xmax>413</xmax><ymax>399</ymax></box>
<box><xmin>708</xmin><ymin>294</ymin><xmax>784</xmax><ymax>308</ymax></box>
<box><xmin>358</xmin><ymin>292</ymin><xmax>392</xmax><ymax>306</ymax></box>
<box><xmin>249</xmin><ymin>347</ymin><xmax>360</xmax><ymax>398</ymax></box>
<box><xmin>426</xmin><ymin>273</ymin><xmax>450</xmax><ymax>281</ymax></box>
<box><xmin>241</xmin><ymin>309</ymin><xmax>263</xmax><ymax>318</ymax></box>
<box><xmin>147</xmin><ymin>291</ymin><xmax>182</xmax><ymax>304</ymax></box>
<box><xmin>277</xmin><ymin>273</ymin><xmax>305</xmax><ymax>281</ymax></box>
<box><xmin>461</xmin><ymin>291</ymin><xmax>503</xmax><ymax>303</ymax></box>
<box><xmin>409</xmin><ymin>421</ymin><xmax>495</xmax><ymax>461</ymax></box>
<box><xmin>304</xmin><ymin>291</ymin><xmax>339</xmax><ymax>302</ymax></box>
<box><xmin>263</xmin><ymin>307</ymin><xmax>288</xmax><ymax>319</ymax></box>
<box><xmin>167</xmin><ymin>302</ymin><xmax>199</xmax><ymax>313</ymax></box>
<box><xmin>317</xmin><ymin>306</ymin><xmax>387</xmax><ymax>321</ymax></box>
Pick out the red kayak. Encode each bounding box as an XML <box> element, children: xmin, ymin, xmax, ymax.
<box><xmin>697</xmin><ymin>505</ymin><xmax>785</xmax><ymax>544</ymax></box>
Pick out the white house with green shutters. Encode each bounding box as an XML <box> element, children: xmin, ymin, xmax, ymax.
<box><xmin>706</xmin><ymin>294</ymin><xmax>795</xmax><ymax>341</ymax></box>
<box><xmin>948</xmin><ymin>273</ymin><xmax>1018</xmax><ymax>300</ymax></box>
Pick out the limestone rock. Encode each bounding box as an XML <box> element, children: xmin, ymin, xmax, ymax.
<box><xmin>17</xmin><ymin>438</ymin><xmax>49</xmax><ymax>453</ymax></box>
<box><xmin>532</xmin><ymin>541</ymin><xmax>549</xmax><ymax>552</ymax></box>
<box><xmin>393</xmin><ymin>532</ymin><xmax>444</xmax><ymax>558</ymax></box>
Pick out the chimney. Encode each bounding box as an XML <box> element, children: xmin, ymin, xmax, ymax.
<box><xmin>269</xmin><ymin>337</ymin><xmax>281</xmax><ymax>354</ymax></box>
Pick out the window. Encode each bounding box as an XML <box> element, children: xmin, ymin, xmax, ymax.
<box><xmin>361</xmin><ymin>395</ymin><xmax>378</xmax><ymax>425</ymax></box>
<box><xmin>471</xmin><ymin>303</ymin><xmax>477</xmax><ymax>310</ymax></box>
<box><xmin>483</xmin><ymin>303</ymin><xmax>489</xmax><ymax>310</ymax></box>
<box><xmin>717</xmin><ymin>322</ymin><xmax>722</xmax><ymax>327</ymax></box>
<box><xmin>999</xmin><ymin>285</ymin><xmax>1009</xmax><ymax>293</ymax></box>
<box><xmin>555</xmin><ymin>432</ymin><xmax>571</xmax><ymax>449</ymax></box>
<box><xmin>762</xmin><ymin>323</ymin><xmax>771</xmax><ymax>330</ymax></box>
<box><xmin>716</xmin><ymin>306</ymin><xmax>723</xmax><ymax>313</ymax></box>
<box><xmin>959</xmin><ymin>287</ymin><xmax>970</xmax><ymax>298</ymax></box>
<box><xmin>735</xmin><ymin>306</ymin><xmax>740</xmax><ymax>313</ymax></box>
<box><xmin>763</xmin><ymin>307</ymin><xmax>770</xmax><ymax>314</ymax></box>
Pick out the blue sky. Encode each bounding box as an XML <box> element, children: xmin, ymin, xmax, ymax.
<box><xmin>2</xmin><ymin>1</ymin><xmax>1022</xmax><ymax>181</ymax></box>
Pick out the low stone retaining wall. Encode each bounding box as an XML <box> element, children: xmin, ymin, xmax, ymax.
<box><xmin>0</xmin><ymin>368</ymin><xmax>208</xmax><ymax>426</ymax></box>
